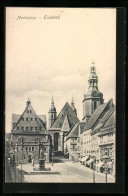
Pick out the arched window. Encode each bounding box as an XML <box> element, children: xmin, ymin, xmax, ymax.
<box><xmin>94</xmin><ymin>101</ymin><xmax>97</xmax><ymax>111</ymax></box>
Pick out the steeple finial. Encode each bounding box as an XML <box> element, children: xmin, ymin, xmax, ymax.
<box><xmin>51</xmin><ymin>95</ymin><xmax>54</xmax><ymax>106</ymax></box>
<box><xmin>26</xmin><ymin>98</ymin><xmax>31</xmax><ymax>106</ymax></box>
<box><xmin>71</xmin><ymin>95</ymin><xmax>74</xmax><ymax>107</ymax></box>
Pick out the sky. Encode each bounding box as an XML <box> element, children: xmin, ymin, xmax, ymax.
<box><xmin>6</xmin><ymin>8</ymin><xmax>116</xmax><ymax>133</ymax></box>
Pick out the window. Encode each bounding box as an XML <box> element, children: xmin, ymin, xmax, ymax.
<box><xmin>60</xmin><ymin>123</ymin><xmax>61</xmax><ymax>127</ymax></box>
<box><xmin>31</xmin><ymin>118</ymin><xmax>33</xmax><ymax>121</ymax></box>
<box><xmin>26</xmin><ymin>147</ymin><xmax>28</xmax><ymax>151</ymax></box>
<box><xmin>87</xmin><ymin>150</ymin><xmax>88</xmax><ymax>153</ymax></box>
<box><xmin>17</xmin><ymin>126</ymin><xmax>19</xmax><ymax>130</ymax></box>
<box><xmin>22</xmin><ymin>117</ymin><xmax>24</xmax><ymax>121</ymax></box>
<box><xmin>24</xmin><ymin>155</ymin><xmax>25</xmax><ymax>159</ymax></box>
<box><xmin>44</xmin><ymin>147</ymin><xmax>47</xmax><ymax>151</ymax></box>
<box><xmin>30</xmin><ymin>110</ymin><xmax>32</xmax><ymax>113</ymax></box>
<box><xmin>27</xmin><ymin>110</ymin><xmax>29</xmax><ymax>113</ymax></box>
<box><xmin>51</xmin><ymin>114</ymin><xmax>54</xmax><ymax>119</ymax></box>
<box><xmin>35</xmin><ymin>127</ymin><xmax>38</xmax><ymax>131</ymax></box>
<box><xmin>31</xmin><ymin>127</ymin><xmax>33</xmax><ymax>130</ymax></box>
<box><xmin>94</xmin><ymin>101</ymin><xmax>97</xmax><ymax>111</ymax></box>
<box><xmin>26</xmin><ymin>127</ymin><xmax>29</xmax><ymax>130</ymax></box>
<box><xmin>66</xmin><ymin>109</ymin><xmax>67</xmax><ymax>111</ymax></box>
<box><xmin>21</xmin><ymin>127</ymin><xmax>24</xmax><ymax>131</ymax></box>
<box><xmin>62</xmin><ymin>115</ymin><xmax>63</xmax><ymax>117</ymax></box>
<box><xmin>70</xmin><ymin>115</ymin><xmax>71</xmax><ymax>117</ymax></box>
<box><xmin>29</xmin><ymin>147</ymin><xmax>31</xmax><ymax>151</ymax></box>
<box><xmin>35</xmin><ymin>118</ymin><xmax>37</xmax><ymax>121</ymax></box>
<box><xmin>32</xmin><ymin>147</ymin><xmax>34</xmax><ymax>151</ymax></box>
<box><xmin>26</xmin><ymin>118</ymin><xmax>28</xmax><ymax>121</ymax></box>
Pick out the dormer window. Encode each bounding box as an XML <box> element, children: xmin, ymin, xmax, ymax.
<box><xmin>27</xmin><ymin>110</ymin><xmax>29</xmax><ymax>113</ymax></box>
<box><xmin>26</xmin><ymin>118</ymin><xmax>28</xmax><ymax>121</ymax></box>
<box><xmin>30</xmin><ymin>110</ymin><xmax>32</xmax><ymax>113</ymax></box>
<box><xmin>17</xmin><ymin>126</ymin><xmax>19</xmax><ymax>130</ymax></box>
<box><xmin>31</xmin><ymin>118</ymin><xmax>33</xmax><ymax>121</ymax></box>
<box><xmin>35</xmin><ymin>118</ymin><xmax>37</xmax><ymax>121</ymax></box>
<box><xmin>22</xmin><ymin>117</ymin><xmax>24</xmax><ymax>121</ymax></box>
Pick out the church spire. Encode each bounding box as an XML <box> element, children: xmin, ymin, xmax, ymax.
<box><xmin>51</xmin><ymin>95</ymin><xmax>54</xmax><ymax>106</ymax></box>
<box><xmin>26</xmin><ymin>98</ymin><xmax>31</xmax><ymax>106</ymax></box>
<box><xmin>71</xmin><ymin>96</ymin><xmax>77</xmax><ymax>116</ymax></box>
<box><xmin>88</xmin><ymin>61</ymin><xmax>98</xmax><ymax>89</ymax></box>
<box><xmin>71</xmin><ymin>96</ymin><xmax>74</xmax><ymax>107</ymax></box>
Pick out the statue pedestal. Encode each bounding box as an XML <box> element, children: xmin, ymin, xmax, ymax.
<box><xmin>39</xmin><ymin>159</ymin><xmax>45</xmax><ymax>170</ymax></box>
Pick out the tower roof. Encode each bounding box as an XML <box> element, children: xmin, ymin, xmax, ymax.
<box><xmin>49</xmin><ymin>96</ymin><xmax>56</xmax><ymax>112</ymax></box>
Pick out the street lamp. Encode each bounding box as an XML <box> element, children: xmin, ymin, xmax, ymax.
<box><xmin>52</xmin><ymin>146</ymin><xmax>54</xmax><ymax>166</ymax></box>
<box><xmin>102</xmin><ymin>153</ymin><xmax>110</xmax><ymax>183</ymax></box>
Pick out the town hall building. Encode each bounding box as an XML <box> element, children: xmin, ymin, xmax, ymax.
<box><xmin>10</xmin><ymin>99</ymin><xmax>51</xmax><ymax>164</ymax></box>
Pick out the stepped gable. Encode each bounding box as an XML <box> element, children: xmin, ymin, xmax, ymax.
<box><xmin>61</xmin><ymin>113</ymin><xmax>71</xmax><ymax>132</ymax></box>
<box><xmin>49</xmin><ymin>102</ymin><xmax>80</xmax><ymax>130</ymax></box>
<box><xmin>12</xmin><ymin>100</ymin><xmax>46</xmax><ymax>133</ymax></box>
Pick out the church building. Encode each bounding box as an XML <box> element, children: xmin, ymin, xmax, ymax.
<box><xmin>48</xmin><ymin>97</ymin><xmax>80</xmax><ymax>154</ymax></box>
<box><xmin>83</xmin><ymin>63</ymin><xmax>104</xmax><ymax>123</ymax></box>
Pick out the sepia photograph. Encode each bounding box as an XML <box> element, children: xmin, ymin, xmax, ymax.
<box><xmin>5</xmin><ymin>7</ymin><xmax>116</xmax><ymax>183</ymax></box>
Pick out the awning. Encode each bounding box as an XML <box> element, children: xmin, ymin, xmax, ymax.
<box><xmin>97</xmin><ymin>161</ymin><xmax>104</xmax><ymax>168</ymax></box>
<box><xmin>80</xmin><ymin>156</ymin><xmax>89</xmax><ymax>162</ymax></box>
<box><xmin>86</xmin><ymin>158</ymin><xmax>94</xmax><ymax>164</ymax></box>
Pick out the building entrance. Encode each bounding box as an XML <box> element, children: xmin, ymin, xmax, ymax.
<box><xmin>28</xmin><ymin>155</ymin><xmax>32</xmax><ymax>163</ymax></box>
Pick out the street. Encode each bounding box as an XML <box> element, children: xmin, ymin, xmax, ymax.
<box><xmin>17</xmin><ymin>159</ymin><xmax>115</xmax><ymax>183</ymax></box>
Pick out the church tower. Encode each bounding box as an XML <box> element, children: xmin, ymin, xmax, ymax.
<box><xmin>71</xmin><ymin>96</ymin><xmax>77</xmax><ymax>116</ymax></box>
<box><xmin>48</xmin><ymin>96</ymin><xmax>57</xmax><ymax>128</ymax></box>
<box><xmin>83</xmin><ymin>62</ymin><xmax>104</xmax><ymax>122</ymax></box>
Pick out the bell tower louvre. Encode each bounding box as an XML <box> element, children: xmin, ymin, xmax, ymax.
<box><xmin>83</xmin><ymin>62</ymin><xmax>104</xmax><ymax>122</ymax></box>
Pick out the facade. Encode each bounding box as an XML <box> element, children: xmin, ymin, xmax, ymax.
<box><xmin>83</xmin><ymin>64</ymin><xmax>104</xmax><ymax>123</ymax></box>
<box><xmin>10</xmin><ymin>99</ymin><xmax>51</xmax><ymax>164</ymax></box>
<box><xmin>90</xmin><ymin>99</ymin><xmax>114</xmax><ymax>169</ymax></box>
<box><xmin>48</xmin><ymin>99</ymin><xmax>80</xmax><ymax>154</ymax></box>
<box><xmin>97</xmin><ymin>106</ymin><xmax>116</xmax><ymax>175</ymax></box>
<box><xmin>65</xmin><ymin>122</ymin><xmax>85</xmax><ymax>160</ymax></box>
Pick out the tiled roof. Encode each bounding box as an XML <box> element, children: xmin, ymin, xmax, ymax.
<box><xmin>66</xmin><ymin>122</ymin><xmax>86</xmax><ymax>140</ymax></box>
<box><xmin>49</xmin><ymin>102</ymin><xmax>80</xmax><ymax>130</ymax></box>
<box><xmin>101</xmin><ymin>107</ymin><xmax>115</xmax><ymax>130</ymax></box>
<box><xmin>12</xmin><ymin>102</ymin><xmax>46</xmax><ymax>133</ymax></box>
<box><xmin>66</xmin><ymin>122</ymin><xmax>79</xmax><ymax>140</ymax></box>
<box><xmin>61</xmin><ymin>113</ymin><xmax>70</xmax><ymax>132</ymax></box>
<box><xmin>84</xmin><ymin>102</ymin><xmax>108</xmax><ymax>131</ymax></box>
<box><xmin>93</xmin><ymin>106</ymin><xmax>115</xmax><ymax>132</ymax></box>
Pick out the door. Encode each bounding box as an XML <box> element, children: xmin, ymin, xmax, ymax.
<box><xmin>28</xmin><ymin>155</ymin><xmax>32</xmax><ymax>163</ymax></box>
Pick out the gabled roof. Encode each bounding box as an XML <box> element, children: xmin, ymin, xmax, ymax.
<box><xmin>66</xmin><ymin>122</ymin><xmax>86</xmax><ymax>140</ymax></box>
<box><xmin>12</xmin><ymin>101</ymin><xmax>46</xmax><ymax>133</ymax></box>
<box><xmin>49</xmin><ymin>102</ymin><xmax>80</xmax><ymax>130</ymax></box>
<box><xmin>98</xmin><ymin>107</ymin><xmax>116</xmax><ymax>135</ymax></box>
<box><xmin>61</xmin><ymin>113</ymin><xmax>70</xmax><ymax>132</ymax></box>
<box><xmin>66</xmin><ymin>122</ymin><xmax>79</xmax><ymax>140</ymax></box>
<box><xmin>84</xmin><ymin>99</ymin><xmax>113</xmax><ymax>131</ymax></box>
<box><xmin>93</xmin><ymin>106</ymin><xmax>115</xmax><ymax>133</ymax></box>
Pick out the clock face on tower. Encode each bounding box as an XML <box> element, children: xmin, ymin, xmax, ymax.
<box><xmin>93</xmin><ymin>91</ymin><xmax>98</xmax><ymax>97</ymax></box>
